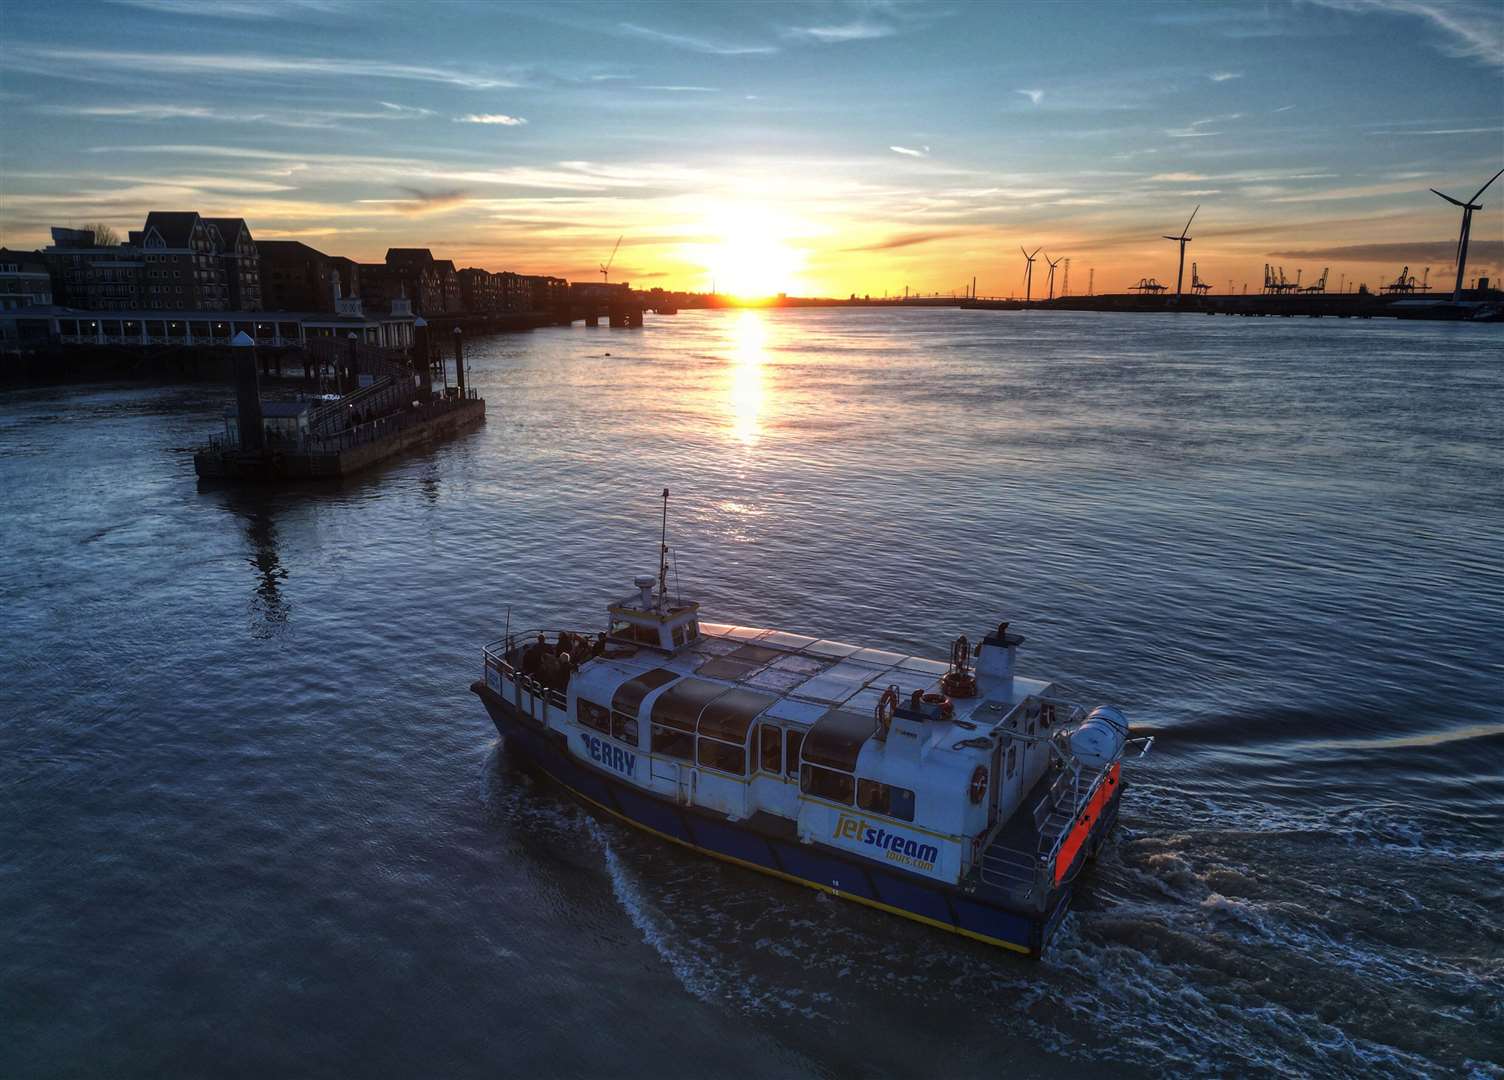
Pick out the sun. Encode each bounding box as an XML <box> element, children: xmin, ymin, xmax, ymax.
<box><xmin>698</xmin><ymin>205</ymin><xmax>805</xmax><ymax>298</ymax></box>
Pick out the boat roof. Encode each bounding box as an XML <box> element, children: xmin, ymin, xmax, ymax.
<box><xmin>577</xmin><ymin>620</ymin><xmax>1054</xmax><ymax>739</ymax></box>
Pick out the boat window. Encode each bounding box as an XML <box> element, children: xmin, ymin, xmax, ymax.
<box><xmin>801</xmin><ymin>764</ymin><xmax>854</xmax><ymax>805</ymax></box>
<box><xmin>609</xmin><ymin>667</ymin><xmax>677</xmax><ymax>746</ymax></box>
<box><xmin>612</xmin><ymin>710</ymin><xmax>639</xmax><ymax>745</ymax></box>
<box><xmin>801</xmin><ymin>708</ymin><xmax>878</xmax><ymax>772</ymax></box>
<box><xmin>857</xmin><ymin>778</ymin><xmax>916</xmax><ymax>822</ymax></box>
<box><xmin>785</xmin><ymin>730</ymin><xmax>804</xmax><ymax>777</ymax></box>
<box><xmin>1006</xmin><ymin>745</ymin><xmax>1018</xmax><ymax>778</ymax></box>
<box><xmin>578</xmin><ymin>698</ymin><xmax>611</xmax><ymax>735</ymax></box>
<box><xmin>698</xmin><ymin>686</ymin><xmax>777</xmax><ymax>743</ymax></box>
<box><xmin>651</xmin><ymin>723</ymin><xmax>693</xmax><ymax>760</ymax></box>
<box><xmin>611</xmin><ymin>619</ymin><xmax>662</xmax><ymax>647</ymax></box>
<box><xmin>650</xmin><ymin>677</ymin><xmax>728</xmax><ymax>733</ymax></box>
<box><xmin>672</xmin><ymin>624</ymin><xmax>688</xmax><ymax>647</ymax></box>
<box><xmin>758</xmin><ymin>724</ymin><xmax>782</xmax><ymax>773</ymax></box>
<box><xmin>697</xmin><ymin>736</ymin><xmax>745</xmax><ymax>776</ymax></box>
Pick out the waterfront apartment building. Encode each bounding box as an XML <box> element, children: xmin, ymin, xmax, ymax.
<box><xmin>45</xmin><ymin>211</ymin><xmax>262</xmax><ymax>312</ymax></box>
<box><xmin>521</xmin><ymin>274</ymin><xmax>569</xmax><ymax>315</ymax></box>
<box><xmin>383</xmin><ymin>248</ymin><xmax>460</xmax><ymax>315</ymax></box>
<box><xmin>203</xmin><ymin>217</ymin><xmax>262</xmax><ymax>311</ymax></box>
<box><xmin>133</xmin><ymin>212</ymin><xmax>228</xmax><ymax>311</ymax></box>
<box><xmin>457</xmin><ymin>267</ymin><xmax>500</xmax><ymax>313</ymax></box>
<box><xmin>44</xmin><ymin>228</ymin><xmax>147</xmax><ymax>311</ymax></box>
<box><xmin>259</xmin><ymin>241</ymin><xmax>362</xmax><ymax>312</ymax></box>
<box><xmin>0</xmin><ymin>249</ymin><xmax>55</xmax><ymax>310</ymax></box>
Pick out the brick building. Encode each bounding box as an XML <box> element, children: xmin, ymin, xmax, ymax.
<box><xmin>0</xmin><ymin>249</ymin><xmax>55</xmax><ymax>310</ymax></box>
<box><xmin>203</xmin><ymin>217</ymin><xmax>262</xmax><ymax>310</ymax></box>
<box><xmin>259</xmin><ymin>240</ymin><xmax>361</xmax><ymax>312</ymax></box>
<box><xmin>44</xmin><ymin>228</ymin><xmax>146</xmax><ymax>311</ymax></box>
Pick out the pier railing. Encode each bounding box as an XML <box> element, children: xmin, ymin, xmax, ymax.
<box><xmin>308</xmin><ymin>392</ymin><xmax>479</xmax><ymax>453</ymax></box>
<box><xmin>202</xmin><ymin>390</ymin><xmax>482</xmax><ymax>455</ymax></box>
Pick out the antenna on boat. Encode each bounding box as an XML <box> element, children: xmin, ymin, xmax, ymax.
<box><xmin>658</xmin><ymin>487</ymin><xmax>670</xmax><ymax>612</ymax></box>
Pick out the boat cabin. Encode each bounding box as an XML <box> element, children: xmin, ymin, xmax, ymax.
<box><xmin>606</xmin><ymin>574</ymin><xmax>702</xmax><ymax>651</ymax></box>
<box><xmin>482</xmin><ymin>574</ymin><xmax>1116</xmax><ymax>899</ymax></box>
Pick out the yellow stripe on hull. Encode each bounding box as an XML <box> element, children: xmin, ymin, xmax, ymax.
<box><xmin>563</xmin><ymin>775</ymin><xmax>1034</xmax><ymax>956</ymax></box>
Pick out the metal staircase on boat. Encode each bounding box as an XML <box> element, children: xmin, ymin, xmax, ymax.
<box><xmin>976</xmin><ymin>767</ymin><xmax>1082</xmax><ymax>897</ymax></box>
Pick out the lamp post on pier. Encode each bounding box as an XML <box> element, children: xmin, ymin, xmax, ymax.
<box><xmin>453</xmin><ymin>326</ymin><xmax>465</xmax><ymax>397</ymax></box>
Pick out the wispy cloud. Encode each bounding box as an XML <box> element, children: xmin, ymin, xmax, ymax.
<box><xmin>1306</xmin><ymin>0</ymin><xmax>1504</xmax><ymax>69</ymax></box>
<box><xmin>40</xmin><ymin>100</ymin><xmax>433</xmax><ymax>128</ymax></box>
<box><xmin>846</xmin><ymin>230</ymin><xmax>960</xmax><ymax>252</ymax></box>
<box><xmin>108</xmin><ymin>0</ymin><xmax>350</xmax><ymax>16</ymax></box>
<box><xmin>1266</xmin><ymin>240</ymin><xmax>1504</xmax><ymax>263</ymax></box>
<box><xmin>786</xmin><ymin>21</ymin><xmax>896</xmax><ymax>42</ymax></box>
<box><xmin>373</xmin><ymin>187</ymin><xmax>473</xmax><ymax>214</ymax></box>
<box><xmin>21</xmin><ymin>48</ymin><xmax>514</xmax><ymax>89</ymax></box>
<box><xmin>455</xmin><ymin>114</ymin><xmax>528</xmax><ymax>126</ymax></box>
<box><xmin>1150</xmin><ymin>7</ymin><xmax>1294</xmax><ymax>39</ymax></box>
<box><xmin>1016</xmin><ymin>89</ymin><xmax>1045</xmax><ymax>105</ymax></box>
<box><xmin>1368</xmin><ymin>125</ymin><xmax>1499</xmax><ymax>136</ymax></box>
<box><xmin>1209</xmin><ymin>71</ymin><xmax>1243</xmax><ymax>81</ymax></box>
<box><xmin>889</xmin><ymin>145</ymin><xmax>929</xmax><ymax>158</ymax></box>
<box><xmin>640</xmin><ymin>85</ymin><xmax>719</xmax><ymax>92</ymax></box>
<box><xmin>617</xmin><ymin>22</ymin><xmax>778</xmax><ymax>55</ymax></box>
<box><xmin>1165</xmin><ymin>115</ymin><xmax>1241</xmax><ymax>138</ymax></box>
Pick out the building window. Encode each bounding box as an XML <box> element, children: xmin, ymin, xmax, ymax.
<box><xmin>856</xmin><ymin>779</ymin><xmax>916</xmax><ymax>822</ymax></box>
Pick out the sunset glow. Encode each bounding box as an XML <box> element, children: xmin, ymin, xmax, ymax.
<box><xmin>0</xmin><ymin>2</ymin><xmax>1499</xmax><ymax>295</ymax></box>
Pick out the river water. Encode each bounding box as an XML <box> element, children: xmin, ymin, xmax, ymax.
<box><xmin>2</xmin><ymin>308</ymin><xmax>1500</xmax><ymax>1078</ymax></box>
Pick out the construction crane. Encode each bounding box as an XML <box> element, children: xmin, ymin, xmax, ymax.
<box><xmin>1191</xmin><ymin>262</ymin><xmax>1211</xmax><ymax>294</ymax></box>
<box><xmin>1301</xmin><ymin>267</ymin><xmax>1329</xmax><ymax>294</ymax></box>
<box><xmin>1130</xmin><ymin>277</ymin><xmax>1169</xmax><ymax>294</ymax></box>
<box><xmin>1382</xmin><ymin>265</ymin><xmax>1417</xmax><ymax>294</ymax></box>
<box><xmin>599</xmin><ymin>235</ymin><xmax>623</xmax><ymax>284</ymax></box>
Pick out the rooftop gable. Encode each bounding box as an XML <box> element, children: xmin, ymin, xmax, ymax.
<box><xmin>142</xmin><ymin>211</ymin><xmax>203</xmax><ymax>248</ymax></box>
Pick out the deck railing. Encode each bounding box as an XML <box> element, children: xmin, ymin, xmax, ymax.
<box><xmin>484</xmin><ymin>631</ymin><xmax>573</xmax><ymax>711</ymax></box>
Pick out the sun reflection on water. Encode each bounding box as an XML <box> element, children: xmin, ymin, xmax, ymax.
<box><xmin>728</xmin><ymin>310</ymin><xmax>766</xmax><ymax>446</ymax></box>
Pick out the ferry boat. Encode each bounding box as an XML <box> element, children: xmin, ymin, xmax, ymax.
<box><xmin>470</xmin><ymin>499</ymin><xmax>1148</xmax><ymax>958</ymax></box>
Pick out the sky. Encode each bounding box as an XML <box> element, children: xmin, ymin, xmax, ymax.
<box><xmin>1</xmin><ymin>0</ymin><xmax>1501</xmax><ymax>297</ymax></box>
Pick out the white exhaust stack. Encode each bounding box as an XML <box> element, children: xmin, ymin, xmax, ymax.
<box><xmin>976</xmin><ymin>620</ymin><xmax>1024</xmax><ymax>695</ymax></box>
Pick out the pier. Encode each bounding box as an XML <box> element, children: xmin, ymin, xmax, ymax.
<box><xmin>193</xmin><ymin>327</ymin><xmax>485</xmax><ymax>483</ymax></box>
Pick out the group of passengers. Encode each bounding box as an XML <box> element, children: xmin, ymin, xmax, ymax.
<box><xmin>517</xmin><ymin>632</ymin><xmax>604</xmax><ymax>693</ymax></box>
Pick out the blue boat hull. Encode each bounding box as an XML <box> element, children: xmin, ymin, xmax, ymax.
<box><xmin>472</xmin><ymin>682</ymin><xmax>1107</xmax><ymax>958</ymax></box>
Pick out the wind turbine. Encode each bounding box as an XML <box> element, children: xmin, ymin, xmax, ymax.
<box><xmin>599</xmin><ymin>234</ymin><xmax>623</xmax><ymax>284</ymax></box>
<box><xmin>1043</xmin><ymin>254</ymin><xmax>1062</xmax><ymax>300</ymax></box>
<box><xmin>1020</xmin><ymin>246</ymin><xmax>1040</xmax><ymax>302</ymax></box>
<box><xmin>1162</xmin><ymin>205</ymin><xmax>1199</xmax><ymax>300</ymax></box>
<box><xmin>1431</xmin><ymin>168</ymin><xmax>1504</xmax><ymax>301</ymax></box>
